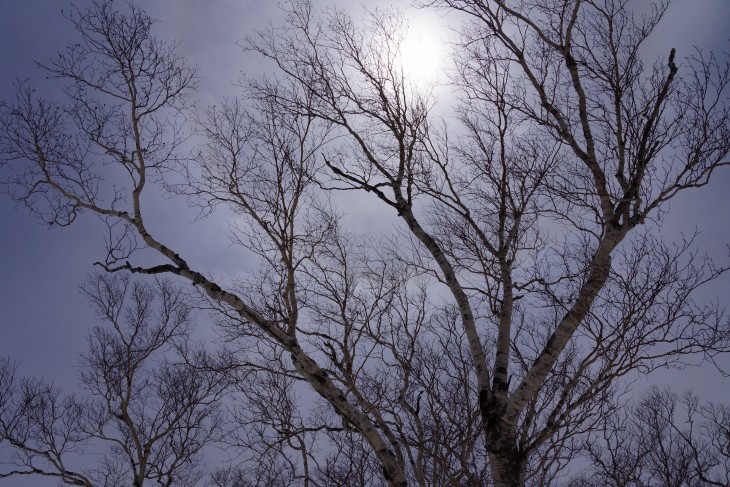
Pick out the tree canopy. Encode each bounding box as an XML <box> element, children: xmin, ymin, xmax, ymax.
<box><xmin>1</xmin><ymin>1</ymin><xmax>729</xmax><ymax>486</ymax></box>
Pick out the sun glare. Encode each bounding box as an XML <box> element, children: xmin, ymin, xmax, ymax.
<box><xmin>398</xmin><ymin>15</ymin><xmax>444</xmax><ymax>86</ymax></box>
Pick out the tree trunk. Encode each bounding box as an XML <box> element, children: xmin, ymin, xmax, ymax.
<box><xmin>485</xmin><ymin>417</ymin><xmax>527</xmax><ymax>487</ymax></box>
<box><xmin>489</xmin><ymin>450</ymin><xmax>527</xmax><ymax>487</ymax></box>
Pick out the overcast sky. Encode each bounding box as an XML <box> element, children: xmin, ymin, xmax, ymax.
<box><xmin>1</xmin><ymin>0</ymin><xmax>729</xmax><ymax>485</ymax></box>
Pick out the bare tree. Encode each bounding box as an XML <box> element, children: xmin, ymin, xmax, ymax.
<box><xmin>245</xmin><ymin>0</ymin><xmax>730</xmax><ymax>484</ymax></box>
<box><xmin>0</xmin><ymin>358</ymin><xmax>92</xmax><ymax>486</ymax></box>
<box><xmin>1</xmin><ymin>1</ymin><xmax>729</xmax><ymax>486</ymax></box>
<box><xmin>568</xmin><ymin>387</ymin><xmax>730</xmax><ymax>487</ymax></box>
<box><xmin>0</xmin><ymin>274</ymin><xmax>226</xmax><ymax>486</ymax></box>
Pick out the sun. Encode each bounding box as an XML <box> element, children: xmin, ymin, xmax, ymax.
<box><xmin>398</xmin><ymin>14</ymin><xmax>445</xmax><ymax>86</ymax></box>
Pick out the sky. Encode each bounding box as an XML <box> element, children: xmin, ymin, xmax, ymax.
<box><xmin>0</xmin><ymin>0</ymin><xmax>729</xmax><ymax>485</ymax></box>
